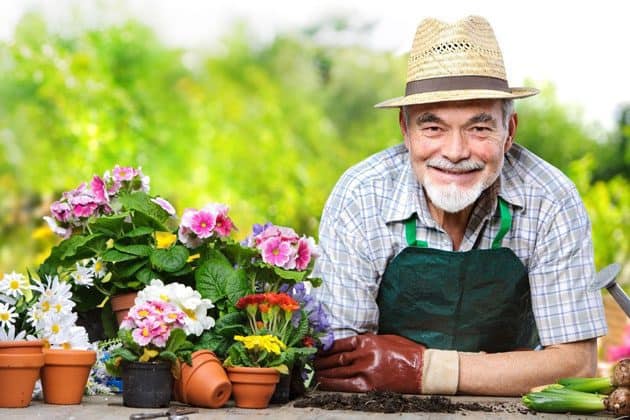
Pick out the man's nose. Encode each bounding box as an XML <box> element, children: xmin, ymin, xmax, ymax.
<box><xmin>441</xmin><ymin>130</ymin><xmax>471</xmax><ymax>162</ymax></box>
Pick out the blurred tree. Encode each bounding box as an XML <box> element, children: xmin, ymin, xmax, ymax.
<box><xmin>0</xmin><ymin>13</ymin><xmax>626</xmax><ymax>280</ymax></box>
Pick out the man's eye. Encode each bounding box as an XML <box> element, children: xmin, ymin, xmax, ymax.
<box><xmin>422</xmin><ymin>126</ymin><xmax>442</xmax><ymax>132</ymax></box>
<box><xmin>471</xmin><ymin>126</ymin><xmax>491</xmax><ymax>132</ymax></box>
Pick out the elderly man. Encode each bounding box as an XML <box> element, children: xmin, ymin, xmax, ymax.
<box><xmin>312</xmin><ymin>16</ymin><xmax>607</xmax><ymax>396</ymax></box>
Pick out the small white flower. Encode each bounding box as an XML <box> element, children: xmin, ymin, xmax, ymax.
<box><xmin>71</xmin><ymin>263</ymin><xmax>95</xmax><ymax>287</ymax></box>
<box><xmin>0</xmin><ymin>271</ymin><xmax>29</xmax><ymax>298</ymax></box>
<box><xmin>135</xmin><ymin>279</ymin><xmax>170</xmax><ymax>304</ymax></box>
<box><xmin>90</xmin><ymin>258</ymin><xmax>107</xmax><ymax>279</ymax></box>
<box><xmin>38</xmin><ymin>312</ymin><xmax>77</xmax><ymax>345</ymax></box>
<box><xmin>0</xmin><ymin>302</ymin><xmax>18</xmax><ymax>328</ymax></box>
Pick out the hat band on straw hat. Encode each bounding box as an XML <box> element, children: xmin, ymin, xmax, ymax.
<box><xmin>405</xmin><ymin>75</ymin><xmax>510</xmax><ymax>96</ymax></box>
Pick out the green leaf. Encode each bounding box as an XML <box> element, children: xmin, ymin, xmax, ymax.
<box><xmin>125</xmin><ymin>226</ymin><xmax>155</xmax><ymax>237</ymax></box>
<box><xmin>118</xmin><ymin>191</ymin><xmax>170</xmax><ymax>231</ymax></box>
<box><xmin>111</xmin><ymin>347</ymin><xmax>138</xmax><ymax>362</ymax></box>
<box><xmin>286</xmin><ymin>310</ymin><xmax>310</xmax><ymax>347</ymax></box>
<box><xmin>114</xmin><ymin>243</ymin><xmax>152</xmax><ymax>256</ymax></box>
<box><xmin>46</xmin><ymin>233</ymin><xmax>104</xmax><ymax>264</ymax></box>
<box><xmin>135</xmin><ymin>267</ymin><xmax>159</xmax><ymax>285</ymax></box>
<box><xmin>165</xmin><ymin>328</ymin><xmax>187</xmax><ymax>353</ymax></box>
<box><xmin>159</xmin><ymin>351</ymin><xmax>178</xmax><ymax>364</ymax></box>
<box><xmin>113</xmin><ymin>259</ymin><xmax>148</xmax><ymax>278</ymax></box>
<box><xmin>150</xmin><ymin>245</ymin><xmax>189</xmax><ymax>272</ymax></box>
<box><xmin>88</xmin><ymin>213</ymin><xmax>129</xmax><ymax>236</ymax></box>
<box><xmin>273</xmin><ymin>266</ymin><xmax>308</xmax><ymax>282</ymax></box>
<box><xmin>101</xmin><ymin>248</ymin><xmax>140</xmax><ymax>263</ymax></box>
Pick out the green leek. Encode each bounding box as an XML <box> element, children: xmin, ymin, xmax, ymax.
<box><xmin>522</xmin><ymin>387</ymin><xmax>606</xmax><ymax>413</ymax></box>
<box><xmin>557</xmin><ymin>377</ymin><xmax>614</xmax><ymax>394</ymax></box>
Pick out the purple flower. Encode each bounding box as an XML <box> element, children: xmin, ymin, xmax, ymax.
<box><xmin>90</xmin><ymin>176</ymin><xmax>109</xmax><ymax>205</ymax></box>
<box><xmin>190</xmin><ymin>210</ymin><xmax>216</xmax><ymax>238</ymax></box>
<box><xmin>50</xmin><ymin>200</ymin><xmax>72</xmax><ymax>223</ymax></box>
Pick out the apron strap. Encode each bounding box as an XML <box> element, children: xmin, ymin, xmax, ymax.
<box><xmin>404</xmin><ymin>216</ymin><xmax>428</xmax><ymax>248</ymax></box>
<box><xmin>404</xmin><ymin>197</ymin><xmax>512</xmax><ymax>249</ymax></box>
<box><xmin>491</xmin><ymin>198</ymin><xmax>512</xmax><ymax>249</ymax></box>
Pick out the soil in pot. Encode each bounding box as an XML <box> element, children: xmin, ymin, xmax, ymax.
<box><xmin>122</xmin><ymin>360</ymin><xmax>173</xmax><ymax>408</ymax></box>
<box><xmin>41</xmin><ymin>349</ymin><xmax>97</xmax><ymax>405</ymax></box>
<box><xmin>294</xmin><ymin>391</ymin><xmax>531</xmax><ymax>414</ymax></box>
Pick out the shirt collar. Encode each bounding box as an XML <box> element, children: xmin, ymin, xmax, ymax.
<box><xmin>383</xmin><ymin>152</ymin><xmax>525</xmax><ymax>224</ymax></box>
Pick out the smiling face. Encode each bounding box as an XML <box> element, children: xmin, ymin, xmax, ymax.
<box><xmin>401</xmin><ymin>99</ymin><xmax>516</xmax><ymax>214</ymax></box>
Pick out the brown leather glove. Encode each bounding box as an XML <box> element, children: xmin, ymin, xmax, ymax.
<box><xmin>313</xmin><ymin>334</ymin><xmax>426</xmax><ymax>393</ymax></box>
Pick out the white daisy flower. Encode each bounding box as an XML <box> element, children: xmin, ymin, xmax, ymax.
<box><xmin>90</xmin><ymin>258</ymin><xmax>108</xmax><ymax>279</ymax></box>
<box><xmin>0</xmin><ymin>271</ymin><xmax>29</xmax><ymax>298</ymax></box>
<box><xmin>39</xmin><ymin>312</ymin><xmax>77</xmax><ymax>346</ymax></box>
<box><xmin>71</xmin><ymin>263</ymin><xmax>95</xmax><ymax>287</ymax></box>
<box><xmin>0</xmin><ymin>302</ymin><xmax>18</xmax><ymax>328</ymax></box>
<box><xmin>53</xmin><ymin>326</ymin><xmax>91</xmax><ymax>350</ymax></box>
<box><xmin>0</xmin><ymin>324</ymin><xmax>26</xmax><ymax>341</ymax></box>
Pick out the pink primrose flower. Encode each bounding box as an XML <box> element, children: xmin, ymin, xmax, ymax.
<box><xmin>295</xmin><ymin>237</ymin><xmax>312</xmax><ymax>271</ymax></box>
<box><xmin>178</xmin><ymin>226</ymin><xmax>203</xmax><ymax>249</ymax></box>
<box><xmin>50</xmin><ymin>200</ymin><xmax>72</xmax><ymax>223</ymax></box>
<box><xmin>213</xmin><ymin>212</ymin><xmax>234</xmax><ymax>237</ymax></box>
<box><xmin>131</xmin><ymin>318</ymin><xmax>161</xmax><ymax>347</ymax></box>
<box><xmin>150</xmin><ymin>324</ymin><xmax>171</xmax><ymax>348</ymax></box>
<box><xmin>112</xmin><ymin>165</ymin><xmax>137</xmax><ymax>182</ymax></box>
<box><xmin>43</xmin><ymin>216</ymin><xmax>72</xmax><ymax>238</ymax></box>
<box><xmin>190</xmin><ymin>210</ymin><xmax>216</xmax><ymax>239</ymax></box>
<box><xmin>90</xmin><ymin>176</ymin><xmax>109</xmax><ymax>205</ymax></box>
<box><xmin>72</xmin><ymin>202</ymin><xmax>99</xmax><ymax>218</ymax></box>
<box><xmin>260</xmin><ymin>237</ymin><xmax>292</xmax><ymax>267</ymax></box>
<box><xmin>151</xmin><ymin>197</ymin><xmax>176</xmax><ymax>216</ymax></box>
<box><xmin>120</xmin><ymin>315</ymin><xmax>136</xmax><ymax>330</ymax></box>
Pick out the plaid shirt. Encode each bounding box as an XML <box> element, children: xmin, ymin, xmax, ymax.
<box><xmin>312</xmin><ymin>143</ymin><xmax>607</xmax><ymax>347</ymax></box>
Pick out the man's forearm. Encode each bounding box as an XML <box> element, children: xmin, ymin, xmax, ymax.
<box><xmin>457</xmin><ymin>339</ymin><xmax>598</xmax><ymax>396</ymax></box>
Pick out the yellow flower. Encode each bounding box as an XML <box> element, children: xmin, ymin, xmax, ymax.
<box><xmin>139</xmin><ymin>348</ymin><xmax>159</xmax><ymax>362</ymax></box>
<box><xmin>187</xmin><ymin>253</ymin><xmax>200</xmax><ymax>263</ymax></box>
<box><xmin>155</xmin><ymin>231</ymin><xmax>177</xmax><ymax>249</ymax></box>
<box><xmin>234</xmin><ymin>334</ymin><xmax>287</xmax><ymax>355</ymax></box>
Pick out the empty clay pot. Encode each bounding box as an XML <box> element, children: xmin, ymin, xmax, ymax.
<box><xmin>0</xmin><ymin>352</ymin><xmax>45</xmax><ymax>408</ymax></box>
<box><xmin>174</xmin><ymin>350</ymin><xmax>231</xmax><ymax>408</ymax></box>
<box><xmin>41</xmin><ymin>348</ymin><xmax>97</xmax><ymax>405</ymax></box>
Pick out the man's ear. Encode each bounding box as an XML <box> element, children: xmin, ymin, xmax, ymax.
<box><xmin>399</xmin><ymin>108</ymin><xmax>410</xmax><ymax>150</ymax></box>
<box><xmin>504</xmin><ymin>112</ymin><xmax>518</xmax><ymax>153</ymax></box>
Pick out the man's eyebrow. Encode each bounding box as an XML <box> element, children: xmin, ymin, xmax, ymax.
<box><xmin>467</xmin><ymin>112</ymin><xmax>497</xmax><ymax>126</ymax></box>
<box><xmin>416</xmin><ymin>112</ymin><xmax>444</xmax><ymax>125</ymax></box>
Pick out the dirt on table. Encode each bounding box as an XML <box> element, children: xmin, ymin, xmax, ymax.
<box><xmin>293</xmin><ymin>391</ymin><xmax>531</xmax><ymax>414</ymax></box>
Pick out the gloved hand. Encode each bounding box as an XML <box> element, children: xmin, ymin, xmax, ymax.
<box><xmin>314</xmin><ymin>334</ymin><xmax>459</xmax><ymax>394</ymax></box>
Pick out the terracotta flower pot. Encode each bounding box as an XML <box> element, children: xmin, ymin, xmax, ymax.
<box><xmin>174</xmin><ymin>350</ymin><xmax>231</xmax><ymax>408</ymax></box>
<box><xmin>0</xmin><ymin>339</ymin><xmax>44</xmax><ymax>355</ymax></box>
<box><xmin>226</xmin><ymin>366</ymin><xmax>280</xmax><ymax>409</ymax></box>
<box><xmin>41</xmin><ymin>348</ymin><xmax>97</xmax><ymax>405</ymax></box>
<box><xmin>110</xmin><ymin>291</ymin><xmax>138</xmax><ymax>325</ymax></box>
<box><xmin>0</xmin><ymin>352</ymin><xmax>45</xmax><ymax>408</ymax></box>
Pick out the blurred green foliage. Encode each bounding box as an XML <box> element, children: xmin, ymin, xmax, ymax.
<box><xmin>0</xmin><ymin>13</ymin><xmax>628</xmax><ymax>281</ymax></box>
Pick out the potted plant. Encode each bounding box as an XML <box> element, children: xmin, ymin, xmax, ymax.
<box><xmin>192</xmin><ymin>222</ymin><xmax>334</xmax><ymax>403</ymax></box>
<box><xmin>24</xmin><ymin>274</ymin><xmax>97</xmax><ymax>405</ymax></box>
<box><xmin>223</xmin><ymin>333</ymin><xmax>288</xmax><ymax>408</ymax></box>
<box><xmin>38</xmin><ymin>165</ymin><xmax>236</xmax><ymax>339</ymax></box>
<box><xmin>105</xmin><ymin>279</ymin><xmax>224</xmax><ymax>408</ymax></box>
<box><xmin>0</xmin><ymin>271</ymin><xmax>45</xmax><ymax>408</ymax></box>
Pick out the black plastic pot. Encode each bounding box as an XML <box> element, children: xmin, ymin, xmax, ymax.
<box><xmin>121</xmin><ymin>361</ymin><xmax>173</xmax><ymax>408</ymax></box>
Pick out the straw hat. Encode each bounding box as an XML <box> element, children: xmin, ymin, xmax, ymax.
<box><xmin>375</xmin><ymin>16</ymin><xmax>538</xmax><ymax>108</ymax></box>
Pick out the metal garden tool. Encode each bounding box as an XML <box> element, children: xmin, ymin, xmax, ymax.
<box><xmin>129</xmin><ymin>407</ymin><xmax>198</xmax><ymax>420</ymax></box>
<box><xmin>591</xmin><ymin>263</ymin><xmax>629</xmax><ymax>317</ymax></box>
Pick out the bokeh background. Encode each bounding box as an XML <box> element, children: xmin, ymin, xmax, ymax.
<box><xmin>0</xmin><ymin>2</ymin><xmax>628</xmax><ymax>296</ymax></box>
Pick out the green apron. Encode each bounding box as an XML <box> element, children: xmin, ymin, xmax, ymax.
<box><xmin>376</xmin><ymin>198</ymin><xmax>539</xmax><ymax>353</ymax></box>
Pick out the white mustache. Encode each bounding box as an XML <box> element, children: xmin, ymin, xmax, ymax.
<box><xmin>426</xmin><ymin>158</ymin><xmax>484</xmax><ymax>172</ymax></box>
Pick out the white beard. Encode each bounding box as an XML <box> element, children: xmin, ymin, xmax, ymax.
<box><xmin>421</xmin><ymin>156</ymin><xmax>503</xmax><ymax>213</ymax></box>
<box><xmin>423</xmin><ymin>178</ymin><xmax>485</xmax><ymax>213</ymax></box>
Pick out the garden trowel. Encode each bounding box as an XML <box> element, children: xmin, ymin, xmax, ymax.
<box><xmin>591</xmin><ymin>263</ymin><xmax>629</xmax><ymax>317</ymax></box>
